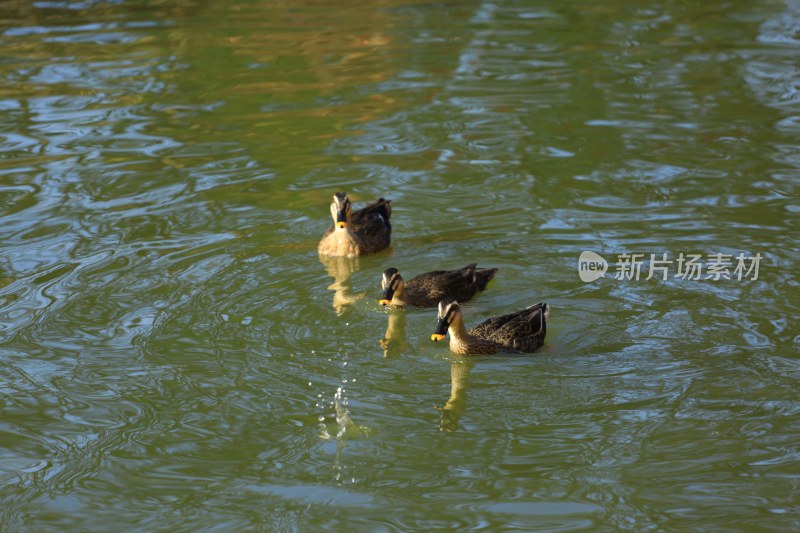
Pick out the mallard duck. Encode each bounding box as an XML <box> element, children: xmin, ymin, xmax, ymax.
<box><xmin>379</xmin><ymin>264</ymin><xmax>497</xmax><ymax>307</ymax></box>
<box><xmin>431</xmin><ymin>300</ymin><xmax>548</xmax><ymax>355</ymax></box>
<box><xmin>318</xmin><ymin>192</ymin><xmax>391</xmax><ymax>257</ymax></box>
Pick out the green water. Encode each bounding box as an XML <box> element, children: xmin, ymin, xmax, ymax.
<box><xmin>1</xmin><ymin>0</ymin><xmax>799</xmax><ymax>530</ymax></box>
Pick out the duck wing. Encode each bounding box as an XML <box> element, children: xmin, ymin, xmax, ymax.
<box><xmin>469</xmin><ymin>302</ymin><xmax>548</xmax><ymax>353</ymax></box>
<box><xmin>408</xmin><ymin>263</ymin><xmax>475</xmax><ymax>287</ymax></box>
<box><xmin>350</xmin><ymin>198</ymin><xmax>392</xmax><ymax>236</ymax></box>
<box><xmin>475</xmin><ymin>267</ymin><xmax>498</xmax><ymax>291</ymax></box>
<box><xmin>405</xmin><ymin>264</ymin><xmax>479</xmax><ymax>306</ymax></box>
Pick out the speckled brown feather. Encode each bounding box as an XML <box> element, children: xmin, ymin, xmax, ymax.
<box><xmin>391</xmin><ymin>264</ymin><xmax>498</xmax><ymax>307</ymax></box>
<box><xmin>438</xmin><ymin>301</ymin><xmax>548</xmax><ymax>355</ymax></box>
<box><xmin>468</xmin><ymin>302</ymin><xmax>548</xmax><ymax>353</ymax></box>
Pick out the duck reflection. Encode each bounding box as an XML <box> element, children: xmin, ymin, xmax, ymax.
<box><xmin>318</xmin><ymin>255</ymin><xmax>364</xmax><ymax>316</ymax></box>
<box><xmin>438</xmin><ymin>360</ymin><xmax>475</xmax><ymax>432</ymax></box>
<box><xmin>379</xmin><ymin>309</ymin><xmax>409</xmax><ymax>357</ymax></box>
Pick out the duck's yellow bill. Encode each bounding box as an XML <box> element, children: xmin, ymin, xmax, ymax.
<box><xmin>379</xmin><ymin>299</ymin><xmax>392</xmax><ymax>306</ymax></box>
<box><xmin>431</xmin><ymin>334</ymin><xmax>446</xmax><ymax>341</ymax></box>
<box><xmin>336</xmin><ymin>222</ymin><xmax>347</xmax><ymax>229</ymax></box>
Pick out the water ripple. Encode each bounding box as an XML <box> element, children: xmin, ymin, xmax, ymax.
<box><xmin>1</xmin><ymin>1</ymin><xmax>799</xmax><ymax>531</ymax></box>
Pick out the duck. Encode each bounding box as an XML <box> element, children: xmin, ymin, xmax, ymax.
<box><xmin>379</xmin><ymin>264</ymin><xmax>498</xmax><ymax>307</ymax></box>
<box><xmin>431</xmin><ymin>300</ymin><xmax>548</xmax><ymax>355</ymax></box>
<box><xmin>318</xmin><ymin>192</ymin><xmax>391</xmax><ymax>257</ymax></box>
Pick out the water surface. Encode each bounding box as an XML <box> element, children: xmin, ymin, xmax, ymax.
<box><xmin>1</xmin><ymin>0</ymin><xmax>799</xmax><ymax>530</ymax></box>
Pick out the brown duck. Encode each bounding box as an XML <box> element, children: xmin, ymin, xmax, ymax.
<box><xmin>318</xmin><ymin>192</ymin><xmax>392</xmax><ymax>257</ymax></box>
<box><xmin>431</xmin><ymin>300</ymin><xmax>548</xmax><ymax>355</ymax></box>
<box><xmin>379</xmin><ymin>264</ymin><xmax>497</xmax><ymax>308</ymax></box>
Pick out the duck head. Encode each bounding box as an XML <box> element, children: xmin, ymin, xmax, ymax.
<box><xmin>379</xmin><ymin>268</ymin><xmax>404</xmax><ymax>306</ymax></box>
<box><xmin>330</xmin><ymin>192</ymin><xmax>352</xmax><ymax>229</ymax></box>
<box><xmin>432</xmin><ymin>300</ymin><xmax>460</xmax><ymax>341</ymax></box>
